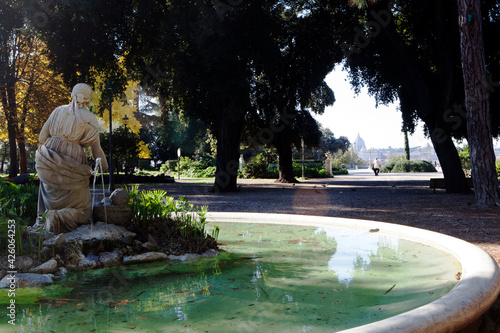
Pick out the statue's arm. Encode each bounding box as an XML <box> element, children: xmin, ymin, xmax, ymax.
<box><xmin>91</xmin><ymin>137</ymin><xmax>109</xmax><ymax>172</ymax></box>
<box><xmin>39</xmin><ymin>121</ymin><xmax>50</xmax><ymax>144</ymax></box>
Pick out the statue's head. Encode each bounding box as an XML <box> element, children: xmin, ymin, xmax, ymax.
<box><xmin>71</xmin><ymin>83</ymin><xmax>93</xmax><ymax>109</ymax></box>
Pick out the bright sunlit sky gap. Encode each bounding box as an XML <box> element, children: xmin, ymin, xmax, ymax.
<box><xmin>314</xmin><ymin>66</ymin><xmax>431</xmax><ymax>150</ymax></box>
<box><xmin>314</xmin><ymin>66</ymin><xmax>500</xmax><ymax>150</ymax></box>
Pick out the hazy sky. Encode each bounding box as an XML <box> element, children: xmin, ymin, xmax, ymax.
<box><xmin>315</xmin><ymin>66</ymin><xmax>500</xmax><ymax>150</ymax></box>
<box><xmin>314</xmin><ymin>66</ymin><xmax>432</xmax><ymax>149</ymax></box>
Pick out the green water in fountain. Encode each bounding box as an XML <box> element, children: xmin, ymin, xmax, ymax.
<box><xmin>2</xmin><ymin>222</ymin><xmax>460</xmax><ymax>332</ymax></box>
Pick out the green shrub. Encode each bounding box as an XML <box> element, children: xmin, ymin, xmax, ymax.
<box><xmin>125</xmin><ymin>185</ymin><xmax>218</xmax><ymax>253</ymax></box>
<box><xmin>380</xmin><ymin>160</ymin><xmax>397</xmax><ymax>173</ymax></box>
<box><xmin>0</xmin><ymin>177</ymin><xmax>39</xmax><ymax>255</ymax></box>
<box><xmin>159</xmin><ymin>160</ymin><xmax>176</xmax><ymax>173</ymax></box>
<box><xmin>186</xmin><ymin>165</ymin><xmax>216</xmax><ymax>178</ymax></box>
<box><xmin>160</xmin><ymin>155</ymin><xmax>216</xmax><ymax>178</ymax></box>
<box><xmin>458</xmin><ymin>146</ymin><xmax>471</xmax><ymax>176</ymax></box>
<box><xmin>390</xmin><ymin>160</ymin><xmax>412</xmax><ymax>173</ymax></box>
<box><xmin>380</xmin><ymin>155</ymin><xmax>405</xmax><ymax>173</ymax></box>
<box><xmin>244</xmin><ymin>156</ymin><xmax>342</xmax><ymax>178</ymax></box>
<box><xmin>178</xmin><ymin>156</ymin><xmax>195</xmax><ymax>172</ymax></box>
<box><xmin>244</xmin><ymin>153</ymin><xmax>275</xmax><ymax>178</ymax></box>
<box><xmin>292</xmin><ymin>163</ymin><xmax>333</xmax><ymax>178</ymax></box>
<box><xmin>0</xmin><ymin>178</ymin><xmax>38</xmax><ymax>223</ymax></box>
<box><xmin>496</xmin><ymin>160</ymin><xmax>500</xmax><ymax>176</ymax></box>
<box><xmin>389</xmin><ymin>160</ymin><xmax>437</xmax><ymax>173</ymax></box>
<box><xmin>332</xmin><ymin>168</ymin><xmax>349</xmax><ymax>175</ymax></box>
<box><xmin>197</xmin><ymin>153</ymin><xmax>216</xmax><ymax>169</ymax></box>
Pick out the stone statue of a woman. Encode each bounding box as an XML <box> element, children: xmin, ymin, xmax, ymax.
<box><xmin>34</xmin><ymin>83</ymin><xmax>108</xmax><ymax>233</ymax></box>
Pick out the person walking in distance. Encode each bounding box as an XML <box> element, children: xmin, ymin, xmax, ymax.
<box><xmin>373</xmin><ymin>158</ymin><xmax>381</xmax><ymax>176</ymax></box>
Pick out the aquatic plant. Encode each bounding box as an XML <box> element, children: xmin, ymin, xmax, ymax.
<box><xmin>0</xmin><ymin>178</ymin><xmax>38</xmax><ymax>254</ymax></box>
<box><xmin>0</xmin><ymin>177</ymin><xmax>38</xmax><ymax>222</ymax></box>
<box><xmin>125</xmin><ymin>185</ymin><xmax>218</xmax><ymax>254</ymax></box>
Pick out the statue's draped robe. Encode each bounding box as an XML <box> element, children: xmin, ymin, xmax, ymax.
<box><xmin>35</xmin><ymin>106</ymin><xmax>100</xmax><ymax>233</ymax></box>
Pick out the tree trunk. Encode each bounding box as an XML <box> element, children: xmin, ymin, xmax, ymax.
<box><xmin>274</xmin><ymin>136</ymin><xmax>297</xmax><ymax>183</ymax></box>
<box><xmin>18</xmin><ymin>87</ymin><xmax>32</xmax><ymax>175</ymax></box>
<box><xmin>18</xmin><ymin>136</ymin><xmax>28</xmax><ymax>174</ymax></box>
<box><xmin>457</xmin><ymin>0</ymin><xmax>500</xmax><ymax>206</ymax></box>
<box><xmin>0</xmin><ymin>141</ymin><xmax>8</xmax><ymax>173</ymax></box>
<box><xmin>1</xmin><ymin>82</ymin><xmax>19</xmax><ymax>178</ymax></box>
<box><xmin>18</xmin><ymin>111</ymin><xmax>28</xmax><ymax>174</ymax></box>
<box><xmin>6</xmin><ymin>123</ymin><xmax>18</xmax><ymax>178</ymax></box>
<box><xmin>212</xmin><ymin>112</ymin><xmax>244</xmax><ymax>193</ymax></box>
<box><xmin>428</xmin><ymin>121</ymin><xmax>472</xmax><ymax>193</ymax></box>
<box><xmin>403</xmin><ymin>126</ymin><xmax>410</xmax><ymax>160</ymax></box>
<box><xmin>368</xmin><ymin>2</ymin><xmax>470</xmax><ymax>194</ymax></box>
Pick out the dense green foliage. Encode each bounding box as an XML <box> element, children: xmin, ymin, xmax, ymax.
<box><xmin>160</xmin><ymin>155</ymin><xmax>216</xmax><ymax>178</ymax></box>
<box><xmin>381</xmin><ymin>160</ymin><xmax>437</xmax><ymax>173</ymax></box>
<box><xmin>292</xmin><ymin>163</ymin><xmax>335</xmax><ymax>178</ymax></box>
<box><xmin>125</xmin><ymin>186</ymin><xmax>218</xmax><ymax>254</ymax></box>
<box><xmin>319</xmin><ymin>128</ymin><xmax>351</xmax><ymax>154</ymax></box>
<box><xmin>241</xmin><ymin>153</ymin><xmax>342</xmax><ymax>178</ymax></box>
<box><xmin>5</xmin><ymin>0</ymin><xmax>497</xmax><ymax>196</ymax></box>
<box><xmin>0</xmin><ymin>177</ymin><xmax>38</xmax><ymax>222</ymax></box>
<box><xmin>243</xmin><ymin>153</ymin><xmax>274</xmax><ymax>178</ymax></box>
<box><xmin>100</xmin><ymin>125</ymin><xmax>141</xmax><ymax>173</ymax></box>
<box><xmin>140</xmin><ymin>111</ymin><xmax>211</xmax><ymax>163</ymax></box>
<box><xmin>344</xmin><ymin>0</ymin><xmax>500</xmax><ymax>197</ymax></box>
<box><xmin>0</xmin><ymin>177</ymin><xmax>38</xmax><ymax>254</ymax></box>
<box><xmin>330</xmin><ymin>149</ymin><xmax>363</xmax><ymax>169</ymax></box>
<box><xmin>458</xmin><ymin>146</ymin><xmax>472</xmax><ymax>176</ymax></box>
<box><xmin>29</xmin><ymin>0</ymin><xmax>360</xmax><ymax>191</ymax></box>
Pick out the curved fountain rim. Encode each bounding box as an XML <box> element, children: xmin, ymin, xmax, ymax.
<box><xmin>206</xmin><ymin>212</ymin><xmax>500</xmax><ymax>333</ymax></box>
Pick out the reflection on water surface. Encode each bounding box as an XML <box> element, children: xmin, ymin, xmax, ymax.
<box><xmin>3</xmin><ymin>222</ymin><xmax>460</xmax><ymax>332</ymax></box>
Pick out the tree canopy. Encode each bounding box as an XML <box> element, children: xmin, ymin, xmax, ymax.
<box><xmin>33</xmin><ymin>0</ymin><xmax>359</xmax><ymax>191</ymax></box>
<box><xmin>1</xmin><ymin>1</ymin><xmax>69</xmax><ymax>176</ymax></box>
<box><xmin>2</xmin><ymin>0</ymin><xmax>497</xmax><ymax>204</ymax></box>
<box><xmin>340</xmin><ymin>0</ymin><xmax>500</xmax><ymax>199</ymax></box>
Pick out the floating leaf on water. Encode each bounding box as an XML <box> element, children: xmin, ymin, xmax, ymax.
<box><xmin>384</xmin><ymin>284</ymin><xmax>396</xmax><ymax>295</ymax></box>
<box><xmin>111</xmin><ymin>299</ymin><xmax>135</xmax><ymax>307</ymax></box>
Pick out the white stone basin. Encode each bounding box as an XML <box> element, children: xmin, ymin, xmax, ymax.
<box><xmin>206</xmin><ymin>212</ymin><xmax>500</xmax><ymax>333</ymax></box>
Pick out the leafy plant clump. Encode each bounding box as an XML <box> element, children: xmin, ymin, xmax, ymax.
<box><xmin>160</xmin><ymin>155</ymin><xmax>216</xmax><ymax>178</ymax></box>
<box><xmin>125</xmin><ymin>186</ymin><xmax>219</xmax><ymax>255</ymax></box>
<box><xmin>0</xmin><ymin>177</ymin><xmax>39</xmax><ymax>255</ymax></box>
<box><xmin>243</xmin><ymin>153</ymin><xmax>275</xmax><ymax>178</ymax></box>
<box><xmin>383</xmin><ymin>160</ymin><xmax>437</xmax><ymax>173</ymax></box>
<box><xmin>458</xmin><ymin>145</ymin><xmax>471</xmax><ymax>177</ymax></box>
<box><xmin>243</xmin><ymin>154</ymin><xmax>339</xmax><ymax>179</ymax></box>
<box><xmin>332</xmin><ymin>168</ymin><xmax>349</xmax><ymax>175</ymax></box>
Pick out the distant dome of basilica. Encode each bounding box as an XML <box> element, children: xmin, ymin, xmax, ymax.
<box><xmin>354</xmin><ymin>133</ymin><xmax>366</xmax><ymax>151</ymax></box>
